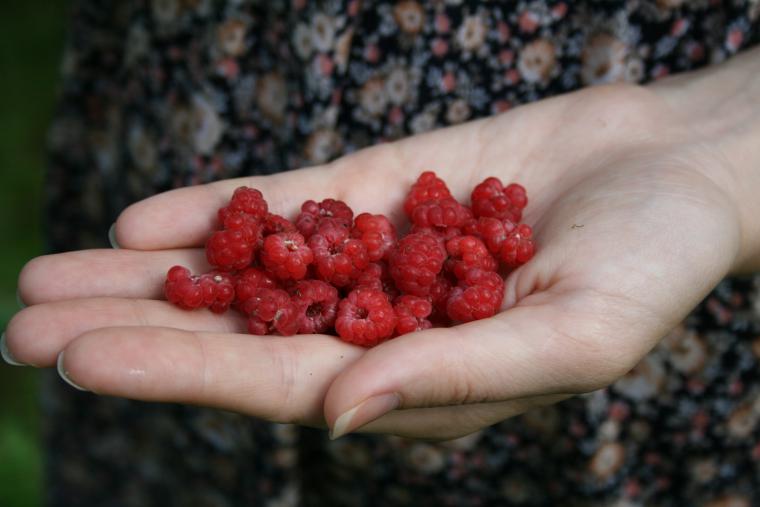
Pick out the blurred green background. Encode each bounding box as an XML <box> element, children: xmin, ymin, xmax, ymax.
<box><xmin>1</xmin><ymin>2</ymin><xmax>69</xmax><ymax>505</ymax></box>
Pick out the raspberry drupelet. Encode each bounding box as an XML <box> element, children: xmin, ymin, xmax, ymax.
<box><xmin>389</xmin><ymin>232</ymin><xmax>447</xmax><ymax>297</ymax></box>
<box><xmin>164</xmin><ymin>266</ymin><xmax>235</xmax><ymax>313</ymax></box>
<box><xmin>260</xmin><ymin>232</ymin><xmax>314</xmax><ymax>280</ymax></box>
<box><xmin>290</xmin><ymin>280</ymin><xmax>340</xmax><ymax>334</ymax></box>
<box><xmin>335</xmin><ymin>288</ymin><xmax>397</xmax><ymax>346</ymax></box>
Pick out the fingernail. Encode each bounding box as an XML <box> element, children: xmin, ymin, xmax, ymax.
<box><xmin>1</xmin><ymin>332</ymin><xmax>26</xmax><ymax>367</ymax></box>
<box><xmin>108</xmin><ymin>223</ymin><xmax>120</xmax><ymax>249</ymax></box>
<box><xmin>329</xmin><ymin>393</ymin><xmax>400</xmax><ymax>440</ymax></box>
<box><xmin>57</xmin><ymin>351</ymin><xmax>88</xmax><ymax>391</ymax></box>
<box><xmin>16</xmin><ymin>288</ymin><xmax>26</xmax><ymax>309</ymax></box>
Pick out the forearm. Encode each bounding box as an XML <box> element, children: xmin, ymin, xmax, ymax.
<box><xmin>650</xmin><ymin>46</ymin><xmax>760</xmax><ymax>273</ymax></box>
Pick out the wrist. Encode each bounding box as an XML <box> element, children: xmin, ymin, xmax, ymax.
<box><xmin>650</xmin><ymin>47</ymin><xmax>760</xmax><ymax>274</ymax></box>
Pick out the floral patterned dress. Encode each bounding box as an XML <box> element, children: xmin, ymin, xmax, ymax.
<box><xmin>44</xmin><ymin>1</ymin><xmax>760</xmax><ymax>506</ymax></box>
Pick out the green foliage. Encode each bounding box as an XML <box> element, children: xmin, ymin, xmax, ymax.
<box><xmin>0</xmin><ymin>1</ymin><xmax>70</xmax><ymax>505</ymax></box>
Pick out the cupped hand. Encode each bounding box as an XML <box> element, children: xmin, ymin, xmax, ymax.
<box><xmin>5</xmin><ymin>84</ymin><xmax>744</xmax><ymax>440</ymax></box>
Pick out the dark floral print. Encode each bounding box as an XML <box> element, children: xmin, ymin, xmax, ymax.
<box><xmin>44</xmin><ymin>1</ymin><xmax>759</xmax><ymax>505</ymax></box>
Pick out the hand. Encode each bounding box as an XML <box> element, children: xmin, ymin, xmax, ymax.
<box><xmin>5</xmin><ymin>82</ymin><xmax>753</xmax><ymax>440</ymax></box>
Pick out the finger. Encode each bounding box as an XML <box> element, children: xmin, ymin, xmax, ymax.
<box><xmin>324</xmin><ymin>293</ymin><xmax>633</xmax><ymax>439</ymax></box>
<box><xmin>17</xmin><ymin>248</ymin><xmax>206</xmax><ymax>305</ymax></box>
<box><xmin>4</xmin><ymin>298</ymin><xmax>246</xmax><ymax>367</ymax></box>
<box><xmin>115</xmin><ymin>146</ymin><xmax>409</xmax><ymax>251</ymax></box>
<box><xmin>357</xmin><ymin>394</ymin><xmax>570</xmax><ymax>441</ymax></box>
<box><xmin>57</xmin><ymin>327</ymin><xmax>364</xmax><ymax>426</ymax></box>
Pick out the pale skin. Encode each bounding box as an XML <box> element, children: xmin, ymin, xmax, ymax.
<box><xmin>5</xmin><ymin>47</ymin><xmax>760</xmax><ymax>441</ymax></box>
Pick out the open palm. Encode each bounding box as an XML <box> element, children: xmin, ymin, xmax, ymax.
<box><xmin>7</xmin><ymin>84</ymin><xmax>742</xmax><ymax>440</ymax></box>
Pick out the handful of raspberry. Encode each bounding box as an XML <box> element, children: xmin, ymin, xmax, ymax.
<box><xmin>164</xmin><ymin>172</ymin><xmax>535</xmax><ymax>347</ymax></box>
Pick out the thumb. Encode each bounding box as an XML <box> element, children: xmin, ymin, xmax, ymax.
<box><xmin>323</xmin><ymin>295</ymin><xmax>631</xmax><ymax>439</ymax></box>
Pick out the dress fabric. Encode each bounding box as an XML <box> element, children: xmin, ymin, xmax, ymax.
<box><xmin>43</xmin><ymin>1</ymin><xmax>760</xmax><ymax>506</ymax></box>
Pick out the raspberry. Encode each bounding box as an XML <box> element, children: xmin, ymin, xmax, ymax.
<box><xmin>262</xmin><ymin>213</ymin><xmax>297</xmax><ymax>235</ymax></box>
<box><xmin>354</xmin><ymin>262</ymin><xmax>399</xmax><ymax>300</ymax></box>
<box><xmin>290</xmin><ymin>280</ymin><xmax>339</xmax><ymax>334</ymax></box>
<box><xmin>499</xmin><ymin>224</ymin><xmax>535</xmax><ymax>267</ymax></box>
<box><xmin>164</xmin><ymin>266</ymin><xmax>235</xmax><ymax>313</ymax></box>
<box><xmin>410</xmin><ymin>197</ymin><xmax>473</xmax><ymax>229</ymax></box>
<box><xmin>260</xmin><ymin>232</ymin><xmax>314</xmax><ymax>280</ymax></box>
<box><xmin>444</xmin><ymin>235</ymin><xmax>498</xmax><ymax>280</ymax></box>
<box><xmin>446</xmin><ymin>268</ymin><xmax>505</xmax><ymax>322</ymax></box>
<box><xmin>335</xmin><ymin>289</ymin><xmax>397</xmax><ymax>346</ymax></box>
<box><xmin>393</xmin><ymin>295</ymin><xmax>433</xmax><ymax>336</ymax></box>
<box><xmin>403</xmin><ymin>171</ymin><xmax>452</xmax><ymax>217</ymax></box>
<box><xmin>235</xmin><ymin>267</ymin><xmax>279</xmax><ymax>305</ymax></box>
<box><xmin>206</xmin><ymin>228</ymin><xmax>256</xmax><ymax>271</ymax></box>
<box><xmin>218</xmin><ymin>186</ymin><xmax>268</xmax><ymax>224</ymax></box>
<box><xmin>296</xmin><ymin>198</ymin><xmax>354</xmax><ymax>239</ymax></box>
<box><xmin>308</xmin><ymin>222</ymin><xmax>369</xmax><ymax>287</ymax></box>
<box><xmin>351</xmin><ymin>213</ymin><xmax>397</xmax><ymax>262</ymax></box>
<box><xmin>471</xmin><ymin>177</ymin><xmax>527</xmax><ymax>222</ymax></box>
<box><xmin>388</xmin><ymin>232</ymin><xmax>446</xmax><ymax>297</ymax></box>
<box><xmin>241</xmin><ymin>287</ymin><xmax>299</xmax><ymax>336</ymax></box>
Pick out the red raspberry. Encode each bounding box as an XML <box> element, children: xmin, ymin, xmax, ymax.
<box><xmin>308</xmin><ymin>222</ymin><xmax>369</xmax><ymax>287</ymax></box>
<box><xmin>388</xmin><ymin>232</ymin><xmax>446</xmax><ymax>297</ymax></box>
<box><xmin>218</xmin><ymin>186</ymin><xmax>268</xmax><ymax>224</ymax></box>
<box><xmin>499</xmin><ymin>224</ymin><xmax>535</xmax><ymax>267</ymax></box>
<box><xmin>410</xmin><ymin>197</ymin><xmax>473</xmax><ymax>229</ymax></box>
<box><xmin>353</xmin><ymin>262</ymin><xmax>399</xmax><ymax>300</ymax></box>
<box><xmin>290</xmin><ymin>280</ymin><xmax>339</xmax><ymax>334</ymax></box>
<box><xmin>206</xmin><ymin>228</ymin><xmax>256</xmax><ymax>271</ymax></box>
<box><xmin>393</xmin><ymin>295</ymin><xmax>433</xmax><ymax>336</ymax></box>
<box><xmin>351</xmin><ymin>213</ymin><xmax>397</xmax><ymax>262</ymax></box>
<box><xmin>235</xmin><ymin>267</ymin><xmax>279</xmax><ymax>305</ymax></box>
<box><xmin>444</xmin><ymin>235</ymin><xmax>498</xmax><ymax>280</ymax></box>
<box><xmin>471</xmin><ymin>177</ymin><xmax>527</xmax><ymax>222</ymax></box>
<box><xmin>164</xmin><ymin>266</ymin><xmax>235</xmax><ymax>313</ymax></box>
<box><xmin>262</xmin><ymin>213</ymin><xmax>297</xmax><ymax>235</ymax></box>
<box><xmin>446</xmin><ymin>268</ymin><xmax>505</xmax><ymax>322</ymax></box>
<box><xmin>241</xmin><ymin>287</ymin><xmax>299</xmax><ymax>336</ymax></box>
<box><xmin>403</xmin><ymin>171</ymin><xmax>452</xmax><ymax>217</ymax></box>
<box><xmin>335</xmin><ymin>289</ymin><xmax>397</xmax><ymax>347</ymax></box>
<box><xmin>260</xmin><ymin>232</ymin><xmax>313</xmax><ymax>280</ymax></box>
<box><xmin>295</xmin><ymin>198</ymin><xmax>354</xmax><ymax>239</ymax></box>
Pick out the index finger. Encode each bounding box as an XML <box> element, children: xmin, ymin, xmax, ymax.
<box><xmin>114</xmin><ymin>146</ymin><xmax>407</xmax><ymax>251</ymax></box>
